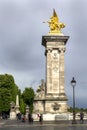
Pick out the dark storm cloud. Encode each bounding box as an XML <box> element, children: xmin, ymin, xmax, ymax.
<box><xmin>64</xmin><ymin>0</ymin><xmax>87</xmax><ymax>102</ymax></box>
<box><xmin>0</xmin><ymin>0</ymin><xmax>45</xmax><ymax>72</ymax></box>
<box><xmin>0</xmin><ymin>0</ymin><xmax>46</xmax><ymax>91</ymax></box>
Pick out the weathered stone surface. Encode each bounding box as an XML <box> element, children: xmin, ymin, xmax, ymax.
<box><xmin>33</xmin><ymin>35</ymin><xmax>69</xmax><ymax>115</ymax></box>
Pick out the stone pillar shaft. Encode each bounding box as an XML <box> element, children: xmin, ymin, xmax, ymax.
<box><xmin>42</xmin><ymin>35</ymin><xmax>69</xmax><ymax>98</ymax></box>
<box><xmin>59</xmin><ymin>48</ymin><xmax>66</xmax><ymax>96</ymax></box>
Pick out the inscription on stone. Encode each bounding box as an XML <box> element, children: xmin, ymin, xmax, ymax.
<box><xmin>55</xmin><ymin>114</ymin><xmax>68</xmax><ymax>120</ymax></box>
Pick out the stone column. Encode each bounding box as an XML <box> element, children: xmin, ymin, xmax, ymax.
<box><xmin>42</xmin><ymin>35</ymin><xmax>69</xmax><ymax>99</ymax></box>
<box><xmin>59</xmin><ymin>47</ymin><xmax>67</xmax><ymax>97</ymax></box>
<box><xmin>15</xmin><ymin>95</ymin><xmax>20</xmax><ymax>114</ymax></box>
<box><xmin>26</xmin><ymin>105</ymin><xmax>29</xmax><ymax>119</ymax></box>
<box><xmin>46</xmin><ymin>48</ymin><xmax>53</xmax><ymax>94</ymax></box>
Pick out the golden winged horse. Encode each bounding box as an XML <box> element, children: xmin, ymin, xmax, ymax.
<box><xmin>46</xmin><ymin>9</ymin><xmax>65</xmax><ymax>34</ymax></box>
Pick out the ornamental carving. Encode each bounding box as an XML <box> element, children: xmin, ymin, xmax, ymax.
<box><xmin>52</xmin><ymin>102</ymin><xmax>60</xmax><ymax>111</ymax></box>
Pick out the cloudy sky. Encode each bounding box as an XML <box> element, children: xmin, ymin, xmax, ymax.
<box><xmin>0</xmin><ymin>0</ymin><xmax>87</xmax><ymax>108</ymax></box>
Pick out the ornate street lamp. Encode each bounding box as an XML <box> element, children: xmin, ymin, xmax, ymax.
<box><xmin>71</xmin><ymin>77</ymin><xmax>77</xmax><ymax>124</ymax></box>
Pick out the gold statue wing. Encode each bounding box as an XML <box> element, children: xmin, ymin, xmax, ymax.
<box><xmin>53</xmin><ymin>9</ymin><xmax>59</xmax><ymax>23</ymax></box>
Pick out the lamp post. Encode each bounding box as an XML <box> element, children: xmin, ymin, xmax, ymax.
<box><xmin>71</xmin><ymin>77</ymin><xmax>77</xmax><ymax>124</ymax></box>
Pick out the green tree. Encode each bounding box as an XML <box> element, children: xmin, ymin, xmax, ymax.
<box><xmin>20</xmin><ymin>98</ymin><xmax>26</xmax><ymax>114</ymax></box>
<box><xmin>0</xmin><ymin>88</ymin><xmax>11</xmax><ymax>113</ymax></box>
<box><xmin>18</xmin><ymin>89</ymin><xmax>26</xmax><ymax>114</ymax></box>
<box><xmin>22</xmin><ymin>87</ymin><xmax>35</xmax><ymax>113</ymax></box>
<box><xmin>0</xmin><ymin>74</ymin><xmax>19</xmax><ymax>113</ymax></box>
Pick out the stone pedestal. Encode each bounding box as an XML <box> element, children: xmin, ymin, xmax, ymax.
<box><xmin>10</xmin><ymin>101</ymin><xmax>16</xmax><ymax>120</ymax></box>
<box><xmin>26</xmin><ymin>105</ymin><xmax>29</xmax><ymax>119</ymax></box>
<box><xmin>10</xmin><ymin>111</ymin><xmax>16</xmax><ymax>120</ymax></box>
<box><xmin>33</xmin><ymin>35</ymin><xmax>69</xmax><ymax>118</ymax></box>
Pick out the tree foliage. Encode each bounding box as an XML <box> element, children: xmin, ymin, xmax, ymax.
<box><xmin>68</xmin><ymin>107</ymin><xmax>87</xmax><ymax>113</ymax></box>
<box><xmin>0</xmin><ymin>74</ymin><xmax>19</xmax><ymax>113</ymax></box>
<box><xmin>20</xmin><ymin>98</ymin><xmax>26</xmax><ymax>114</ymax></box>
<box><xmin>22</xmin><ymin>87</ymin><xmax>35</xmax><ymax>113</ymax></box>
<box><xmin>18</xmin><ymin>89</ymin><xmax>26</xmax><ymax>114</ymax></box>
<box><xmin>0</xmin><ymin>88</ymin><xmax>11</xmax><ymax>112</ymax></box>
<box><xmin>0</xmin><ymin>74</ymin><xmax>35</xmax><ymax>114</ymax></box>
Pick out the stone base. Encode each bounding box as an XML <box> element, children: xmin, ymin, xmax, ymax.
<box><xmin>32</xmin><ymin>113</ymin><xmax>69</xmax><ymax>121</ymax></box>
<box><xmin>55</xmin><ymin>113</ymin><xmax>69</xmax><ymax>120</ymax></box>
<box><xmin>10</xmin><ymin>111</ymin><xmax>16</xmax><ymax>120</ymax></box>
<box><xmin>33</xmin><ymin>96</ymin><xmax>68</xmax><ymax>114</ymax></box>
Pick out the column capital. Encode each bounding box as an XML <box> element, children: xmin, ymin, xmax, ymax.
<box><xmin>59</xmin><ymin>47</ymin><xmax>66</xmax><ymax>53</ymax></box>
<box><xmin>45</xmin><ymin>48</ymin><xmax>52</xmax><ymax>55</ymax></box>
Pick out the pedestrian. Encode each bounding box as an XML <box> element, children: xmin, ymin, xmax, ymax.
<box><xmin>17</xmin><ymin>113</ymin><xmax>21</xmax><ymax>120</ymax></box>
<box><xmin>39</xmin><ymin>114</ymin><xmax>43</xmax><ymax>124</ymax></box>
<box><xmin>28</xmin><ymin>113</ymin><xmax>33</xmax><ymax>123</ymax></box>
<box><xmin>5</xmin><ymin>114</ymin><xmax>7</xmax><ymax>120</ymax></box>
<box><xmin>22</xmin><ymin>115</ymin><xmax>26</xmax><ymax>122</ymax></box>
<box><xmin>31</xmin><ymin>115</ymin><xmax>33</xmax><ymax>123</ymax></box>
<box><xmin>80</xmin><ymin>111</ymin><xmax>84</xmax><ymax>124</ymax></box>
